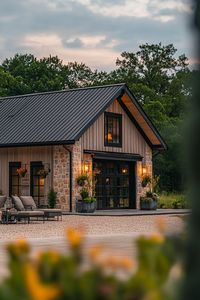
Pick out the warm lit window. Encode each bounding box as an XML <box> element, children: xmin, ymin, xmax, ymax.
<box><xmin>104</xmin><ymin>112</ymin><xmax>122</xmax><ymax>147</ymax></box>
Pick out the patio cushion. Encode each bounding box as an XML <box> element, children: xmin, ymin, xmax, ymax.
<box><xmin>17</xmin><ymin>210</ymin><xmax>44</xmax><ymax>217</ymax></box>
<box><xmin>20</xmin><ymin>196</ymin><xmax>37</xmax><ymax>209</ymax></box>
<box><xmin>11</xmin><ymin>195</ymin><xmax>25</xmax><ymax>211</ymax></box>
<box><xmin>0</xmin><ymin>195</ymin><xmax>7</xmax><ymax>208</ymax></box>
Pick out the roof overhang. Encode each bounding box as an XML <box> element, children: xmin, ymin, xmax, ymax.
<box><xmin>118</xmin><ymin>86</ymin><xmax>167</xmax><ymax>150</ymax></box>
<box><xmin>0</xmin><ymin>140</ymin><xmax>75</xmax><ymax>148</ymax></box>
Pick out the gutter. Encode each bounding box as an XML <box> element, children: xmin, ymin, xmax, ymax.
<box><xmin>63</xmin><ymin>145</ymin><xmax>73</xmax><ymax>212</ymax></box>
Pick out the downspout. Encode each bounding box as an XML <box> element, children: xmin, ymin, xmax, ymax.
<box><xmin>63</xmin><ymin>145</ymin><xmax>73</xmax><ymax>212</ymax></box>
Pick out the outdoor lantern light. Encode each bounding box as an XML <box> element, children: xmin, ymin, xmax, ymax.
<box><xmin>142</xmin><ymin>165</ymin><xmax>147</xmax><ymax>175</ymax></box>
<box><xmin>83</xmin><ymin>161</ymin><xmax>89</xmax><ymax>173</ymax></box>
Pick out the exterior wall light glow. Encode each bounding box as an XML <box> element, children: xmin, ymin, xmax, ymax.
<box><xmin>142</xmin><ymin>166</ymin><xmax>147</xmax><ymax>175</ymax></box>
<box><xmin>82</xmin><ymin>161</ymin><xmax>90</xmax><ymax>173</ymax></box>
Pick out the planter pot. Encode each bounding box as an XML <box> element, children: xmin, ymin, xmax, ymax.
<box><xmin>140</xmin><ymin>197</ymin><xmax>157</xmax><ymax>210</ymax></box>
<box><xmin>76</xmin><ymin>200</ymin><xmax>96</xmax><ymax>213</ymax></box>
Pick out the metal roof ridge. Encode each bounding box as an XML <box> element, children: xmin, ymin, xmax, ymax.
<box><xmin>0</xmin><ymin>83</ymin><xmax>126</xmax><ymax>101</ymax></box>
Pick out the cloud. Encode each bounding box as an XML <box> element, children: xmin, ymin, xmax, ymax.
<box><xmin>0</xmin><ymin>0</ymin><xmax>195</xmax><ymax>71</ymax></box>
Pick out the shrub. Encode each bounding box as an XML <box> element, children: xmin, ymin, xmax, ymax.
<box><xmin>157</xmin><ymin>193</ymin><xmax>189</xmax><ymax>209</ymax></box>
<box><xmin>80</xmin><ymin>188</ymin><xmax>89</xmax><ymax>200</ymax></box>
<box><xmin>48</xmin><ymin>188</ymin><xmax>57</xmax><ymax>208</ymax></box>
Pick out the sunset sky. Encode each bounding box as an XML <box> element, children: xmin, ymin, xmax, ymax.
<box><xmin>0</xmin><ymin>0</ymin><xmax>195</xmax><ymax>71</ymax></box>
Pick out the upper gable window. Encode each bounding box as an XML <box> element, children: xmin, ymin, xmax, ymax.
<box><xmin>104</xmin><ymin>112</ymin><xmax>122</xmax><ymax>147</ymax></box>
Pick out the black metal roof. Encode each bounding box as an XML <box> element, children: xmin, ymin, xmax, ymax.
<box><xmin>0</xmin><ymin>83</ymin><xmax>167</xmax><ymax>149</ymax></box>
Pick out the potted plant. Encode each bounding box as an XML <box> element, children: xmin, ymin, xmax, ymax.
<box><xmin>76</xmin><ymin>174</ymin><xmax>96</xmax><ymax>213</ymax></box>
<box><xmin>37</xmin><ymin>168</ymin><xmax>50</xmax><ymax>178</ymax></box>
<box><xmin>141</xmin><ymin>174</ymin><xmax>151</xmax><ymax>187</ymax></box>
<box><xmin>140</xmin><ymin>190</ymin><xmax>159</xmax><ymax>210</ymax></box>
<box><xmin>17</xmin><ymin>167</ymin><xmax>27</xmax><ymax>177</ymax></box>
<box><xmin>48</xmin><ymin>188</ymin><xmax>57</xmax><ymax>208</ymax></box>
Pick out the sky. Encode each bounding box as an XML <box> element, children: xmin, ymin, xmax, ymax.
<box><xmin>0</xmin><ymin>0</ymin><xmax>195</xmax><ymax>71</ymax></box>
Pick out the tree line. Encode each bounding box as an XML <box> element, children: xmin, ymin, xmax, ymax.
<box><xmin>0</xmin><ymin>43</ymin><xmax>192</xmax><ymax>192</ymax></box>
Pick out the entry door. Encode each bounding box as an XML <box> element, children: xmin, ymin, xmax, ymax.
<box><xmin>93</xmin><ymin>159</ymin><xmax>135</xmax><ymax>209</ymax></box>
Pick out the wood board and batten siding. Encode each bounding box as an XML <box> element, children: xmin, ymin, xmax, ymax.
<box><xmin>80</xmin><ymin>99</ymin><xmax>151</xmax><ymax>158</ymax></box>
<box><xmin>0</xmin><ymin>146</ymin><xmax>53</xmax><ymax>197</ymax></box>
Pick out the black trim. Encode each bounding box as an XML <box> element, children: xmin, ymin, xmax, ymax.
<box><xmin>9</xmin><ymin>161</ymin><xmax>21</xmax><ymax>196</ymax></box>
<box><xmin>74</xmin><ymin>88</ymin><xmax>125</xmax><ymax>141</ymax></box>
<box><xmin>84</xmin><ymin>150</ymin><xmax>143</xmax><ymax>161</ymax></box>
<box><xmin>104</xmin><ymin>112</ymin><xmax>122</xmax><ymax>147</ymax></box>
<box><xmin>30</xmin><ymin>161</ymin><xmax>43</xmax><ymax>207</ymax></box>
<box><xmin>117</xmin><ymin>97</ymin><xmax>153</xmax><ymax>149</ymax></box>
<box><xmin>0</xmin><ymin>140</ymin><xmax>75</xmax><ymax>148</ymax></box>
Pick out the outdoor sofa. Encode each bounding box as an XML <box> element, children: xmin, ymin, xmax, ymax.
<box><xmin>11</xmin><ymin>195</ymin><xmax>45</xmax><ymax>223</ymax></box>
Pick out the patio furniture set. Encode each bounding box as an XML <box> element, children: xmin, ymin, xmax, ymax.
<box><xmin>0</xmin><ymin>195</ymin><xmax>62</xmax><ymax>224</ymax></box>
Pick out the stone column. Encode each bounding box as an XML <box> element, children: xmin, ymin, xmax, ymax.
<box><xmin>53</xmin><ymin>146</ymin><xmax>70</xmax><ymax>210</ymax></box>
<box><xmin>135</xmin><ymin>144</ymin><xmax>152</xmax><ymax>208</ymax></box>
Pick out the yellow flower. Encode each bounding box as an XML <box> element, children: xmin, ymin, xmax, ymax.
<box><xmin>89</xmin><ymin>245</ymin><xmax>104</xmax><ymax>261</ymax></box>
<box><xmin>37</xmin><ymin>250</ymin><xmax>60</xmax><ymax>264</ymax></box>
<box><xmin>7</xmin><ymin>239</ymin><xmax>30</xmax><ymax>257</ymax></box>
<box><xmin>25</xmin><ymin>262</ymin><xmax>60</xmax><ymax>300</ymax></box>
<box><xmin>118</xmin><ymin>257</ymin><xmax>134</xmax><ymax>270</ymax></box>
<box><xmin>149</xmin><ymin>233</ymin><xmax>164</xmax><ymax>244</ymax></box>
<box><xmin>66</xmin><ymin>227</ymin><xmax>85</xmax><ymax>248</ymax></box>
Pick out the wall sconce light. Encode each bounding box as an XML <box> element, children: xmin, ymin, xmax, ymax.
<box><xmin>83</xmin><ymin>161</ymin><xmax>89</xmax><ymax>173</ymax></box>
<box><xmin>142</xmin><ymin>165</ymin><xmax>147</xmax><ymax>175</ymax></box>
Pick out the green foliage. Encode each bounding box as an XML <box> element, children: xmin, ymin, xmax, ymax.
<box><xmin>80</xmin><ymin>188</ymin><xmax>89</xmax><ymax>200</ymax></box>
<box><xmin>83</xmin><ymin>197</ymin><xmax>96</xmax><ymax>203</ymax></box>
<box><xmin>141</xmin><ymin>175</ymin><xmax>151</xmax><ymax>187</ymax></box>
<box><xmin>157</xmin><ymin>193</ymin><xmax>189</xmax><ymax>209</ymax></box>
<box><xmin>0</xmin><ymin>43</ymin><xmax>192</xmax><ymax>192</ymax></box>
<box><xmin>76</xmin><ymin>175</ymin><xmax>89</xmax><ymax>187</ymax></box>
<box><xmin>0</xmin><ymin>228</ymin><xmax>186</xmax><ymax>300</ymax></box>
<box><xmin>48</xmin><ymin>188</ymin><xmax>57</xmax><ymax>208</ymax></box>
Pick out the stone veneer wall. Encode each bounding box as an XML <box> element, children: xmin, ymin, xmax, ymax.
<box><xmin>53</xmin><ymin>142</ymin><xmax>152</xmax><ymax>211</ymax></box>
<box><xmin>53</xmin><ymin>142</ymin><xmax>82</xmax><ymax>211</ymax></box>
<box><xmin>135</xmin><ymin>144</ymin><xmax>152</xmax><ymax>208</ymax></box>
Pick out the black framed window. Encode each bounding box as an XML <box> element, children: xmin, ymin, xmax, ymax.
<box><xmin>104</xmin><ymin>112</ymin><xmax>122</xmax><ymax>147</ymax></box>
<box><xmin>9</xmin><ymin>162</ymin><xmax>21</xmax><ymax>196</ymax></box>
<box><xmin>30</xmin><ymin>161</ymin><xmax>45</xmax><ymax>207</ymax></box>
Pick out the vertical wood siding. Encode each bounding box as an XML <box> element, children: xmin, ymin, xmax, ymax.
<box><xmin>80</xmin><ymin>99</ymin><xmax>150</xmax><ymax>157</ymax></box>
<box><xmin>0</xmin><ymin>146</ymin><xmax>52</xmax><ymax>196</ymax></box>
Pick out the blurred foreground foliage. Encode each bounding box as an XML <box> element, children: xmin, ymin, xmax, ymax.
<box><xmin>0</xmin><ymin>227</ymin><xmax>186</xmax><ymax>300</ymax></box>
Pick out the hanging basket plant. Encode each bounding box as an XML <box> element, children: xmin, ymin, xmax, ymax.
<box><xmin>37</xmin><ymin>168</ymin><xmax>50</xmax><ymax>179</ymax></box>
<box><xmin>17</xmin><ymin>167</ymin><xmax>27</xmax><ymax>177</ymax></box>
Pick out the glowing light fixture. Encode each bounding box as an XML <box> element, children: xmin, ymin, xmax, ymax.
<box><xmin>142</xmin><ymin>165</ymin><xmax>147</xmax><ymax>175</ymax></box>
<box><xmin>107</xmin><ymin>132</ymin><xmax>113</xmax><ymax>141</ymax></box>
<box><xmin>83</xmin><ymin>161</ymin><xmax>89</xmax><ymax>173</ymax></box>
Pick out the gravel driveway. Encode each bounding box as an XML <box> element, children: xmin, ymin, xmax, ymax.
<box><xmin>0</xmin><ymin>214</ymin><xmax>185</xmax><ymax>241</ymax></box>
